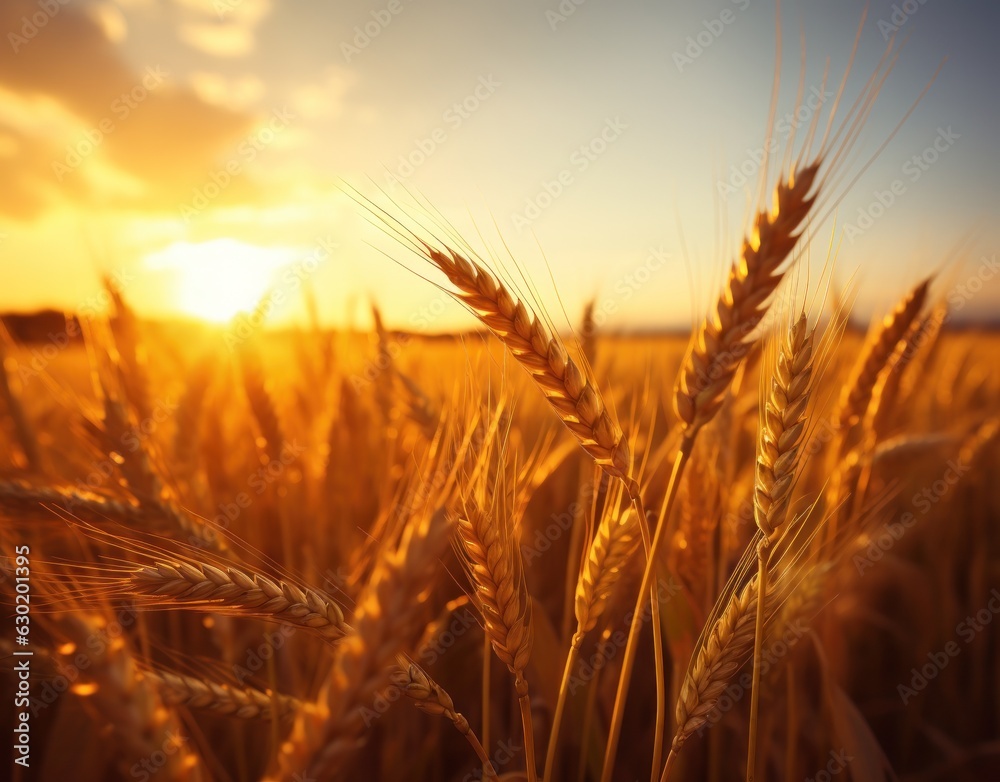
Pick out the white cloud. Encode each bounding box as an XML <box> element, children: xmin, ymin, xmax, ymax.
<box><xmin>289</xmin><ymin>66</ymin><xmax>357</xmax><ymax>120</ymax></box>
<box><xmin>174</xmin><ymin>0</ymin><xmax>272</xmax><ymax>57</ymax></box>
<box><xmin>86</xmin><ymin>2</ymin><xmax>128</xmax><ymax>43</ymax></box>
<box><xmin>190</xmin><ymin>71</ymin><xmax>266</xmax><ymax>110</ymax></box>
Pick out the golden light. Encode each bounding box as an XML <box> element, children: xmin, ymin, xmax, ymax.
<box><xmin>144</xmin><ymin>239</ymin><xmax>298</xmax><ymax>323</ymax></box>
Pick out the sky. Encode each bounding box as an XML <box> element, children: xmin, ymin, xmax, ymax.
<box><xmin>0</xmin><ymin>0</ymin><xmax>998</xmax><ymax>333</ymax></box>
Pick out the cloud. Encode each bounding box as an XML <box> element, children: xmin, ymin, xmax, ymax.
<box><xmin>86</xmin><ymin>2</ymin><xmax>128</xmax><ymax>44</ymax></box>
<box><xmin>289</xmin><ymin>66</ymin><xmax>357</xmax><ymax>120</ymax></box>
<box><xmin>173</xmin><ymin>0</ymin><xmax>272</xmax><ymax>58</ymax></box>
<box><xmin>0</xmin><ymin>0</ymin><xmax>266</xmax><ymax>219</ymax></box>
<box><xmin>179</xmin><ymin>21</ymin><xmax>255</xmax><ymax>58</ymax></box>
<box><xmin>190</xmin><ymin>71</ymin><xmax>266</xmax><ymax>111</ymax></box>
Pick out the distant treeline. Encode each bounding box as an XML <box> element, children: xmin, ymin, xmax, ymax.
<box><xmin>0</xmin><ymin>309</ymin><xmax>996</xmax><ymax>345</ymax></box>
<box><xmin>2</xmin><ymin>311</ymin><xmax>82</xmax><ymax>344</ymax></box>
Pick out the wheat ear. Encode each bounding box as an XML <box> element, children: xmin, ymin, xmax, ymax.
<box><xmin>105</xmin><ymin>278</ymin><xmax>153</xmax><ymax>421</ymax></box>
<box><xmin>0</xmin><ymin>480</ymin><xmax>220</xmax><ymax>550</ymax></box>
<box><xmin>747</xmin><ymin>314</ymin><xmax>816</xmax><ymax>782</ymax></box>
<box><xmin>674</xmin><ymin>163</ymin><xmax>821</xmax><ymax>437</ymax></box>
<box><xmin>457</xmin><ymin>506</ymin><xmax>533</xmax><ymax>675</ymax></box>
<box><xmin>147</xmin><ymin>668</ymin><xmax>302</xmax><ymax>720</ymax></box>
<box><xmin>836</xmin><ymin>277</ymin><xmax>931</xmax><ymax>433</ymax></box>
<box><xmin>546</xmin><ymin>505</ymin><xmax>640</xmax><ymax>782</ymax></box>
<box><xmin>605</xmin><ymin>161</ymin><xmax>822</xmax><ymax>782</ymax></box>
<box><xmin>421</xmin><ymin>245</ymin><xmax>632</xmax><ymax>491</ymax></box>
<box><xmin>575</xmin><ymin>506</ymin><xmax>641</xmax><ymax>636</ymax></box>
<box><xmin>54</xmin><ymin>613</ymin><xmax>208</xmax><ymax>780</ymax></box>
<box><xmin>753</xmin><ymin>315</ymin><xmax>815</xmax><ymax>540</ymax></box>
<box><xmin>457</xmin><ymin>504</ymin><xmax>537</xmax><ymax>782</ymax></box>
<box><xmin>130</xmin><ymin>561</ymin><xmax>349</xmax><ymax>642</ymax></box>
<box><xmin>391</xmin><ymin>656</ymin><xmax>499</xmax><ymax>780</ymax></box>
<box><xmin>239</xmin><ymin>343</ymin><xmax>286</xmax><ymax>459</ymax></box>
<box><xmin>670</xmin><ymin>577</ymin><xmax>759</xmax><ymax>757</ymax></box>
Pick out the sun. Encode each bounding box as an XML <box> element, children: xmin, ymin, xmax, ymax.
<box><xmin>144</xmin><ymin>239</ymin><xmax>299</xmax><ymax>324</ymax></box>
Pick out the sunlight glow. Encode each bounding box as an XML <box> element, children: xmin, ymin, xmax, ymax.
<box><xmin>144</xmin><ymin>239</ymin><xmax>298</xmax><ymax>323</ymax></box>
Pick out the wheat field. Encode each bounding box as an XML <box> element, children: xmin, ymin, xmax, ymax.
<box><xmin>1</xmin><ymin>251</ymin><xmax>999</xmax><ymax>781</ymax></box>
<box><xmin>2</xmin><ymin>10</ymin><xmax>1000</xmax><ymax>782</ymax></box>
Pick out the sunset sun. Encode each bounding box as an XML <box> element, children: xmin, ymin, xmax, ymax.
<box><xmin>144</xmin><ymin>239</ymin><xmax>298</xmax><ymax>323</ymax></box>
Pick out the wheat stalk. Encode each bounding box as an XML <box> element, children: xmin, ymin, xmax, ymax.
<box><xmin>546</xmin><ymin>503</ymin><xmax>640</xmax><ymax>782</ymax></box>
<box><xmin>277</xmin><ymin>507</ymin><xmax>452</xmax><ymax>780</ymax></box>
<box><xmin>747</xmin><ymin>314</ymin><xmax>816</xmax><ymax>781</ymax></box>
<box><xmin>606</xmin><ymin>161</ymin><xmax>823</xmax><ymax>782</ymax></box>
<box><xmin>391</xmin><ymin>656</ymin><xmax>499</xmax><ymax>780</ymax></box>
<box><xmin>457</xmin><ymin>501</ymin><xmax>538</xmax><ymax>782</ymax></box>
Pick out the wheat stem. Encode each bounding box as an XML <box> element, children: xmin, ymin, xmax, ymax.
<box><xmin>602</xmin><ymin>436</ymin><xmax>693</xmax><ymax>782</ymax></box>
<box><xmin>544</xmin><ymin>635</ymin><xmax>581</xmax><ymax>782</ymax></box>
